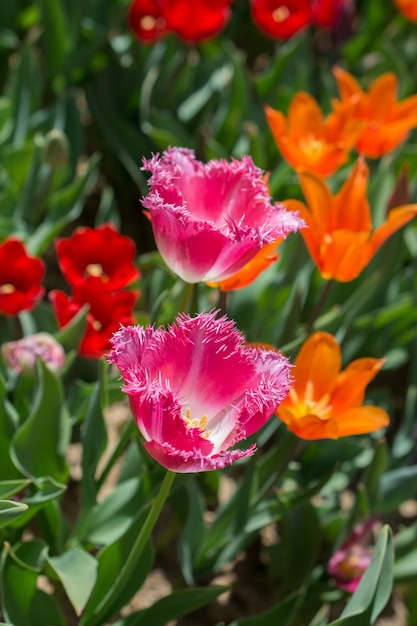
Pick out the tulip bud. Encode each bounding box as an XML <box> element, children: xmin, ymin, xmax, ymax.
<box><xmin>2</xmin><ymin>333</ymin><xmax>66</xmax><ymax>374</ymax></box>
<box><xmin>44</xmin><ymin>129</ymin><xmax>70</xmax><ymax>169</ymax></box>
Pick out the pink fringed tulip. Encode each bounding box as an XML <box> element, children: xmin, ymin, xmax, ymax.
<box><xmin>327</xmin><ymin>519</ymin><xmax>375</xmax><ymax>592</ymax></box>
<box><xmin>2</xmin><ymin>333</ymin><xmax>65</xmax><ymax>374</ymax></box>
<box><xmin>141</xmin><ymin>148</ymin><xmax>303</xmax><ymax>283</ymax></box>
<box><xmin>108</xmin><ymin>311</ymin><xmax>292</xmax><ymax>472</ymax></box>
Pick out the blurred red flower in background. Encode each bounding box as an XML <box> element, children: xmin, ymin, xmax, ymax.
<box><xmin>0</xmin><ymin>238</ymin><xmax>45</xmax><ymax>316</ymax></box>
<box><xmin>129</xmin><ymin>0</ymin><xmax>232</xmax><ymax>43</ymax></box>
<box><xmin>50</xmin><ymin>282</ymin><xmax>138</xmax><ymax>359</ymax></box>
<box><xmin>250</xmin><ymin>0</ymin><xmax>350</xmax><ymax>39</ymax></box>
<box><xmin>55</xmin><ymin>224</ymin><xmax>140</xmax><ymax>293</ymax></box>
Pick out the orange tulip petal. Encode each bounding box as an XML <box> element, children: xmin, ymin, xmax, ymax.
<box><xmin>332</xmin><ymin>66</ymin><xmax>362</xmax><ymax>102</ymax></box>
<box><xmin>284</xmin><ymin>200</ymin><xmax>323</xmax><ymax>269</ymax></box>
<box><xmin>318</xmin><ymin>229</ymin><xmax>371</xmax><ymax>282</ymax></box>
<box><xmin>292</xmin><ymin>331</ymin><xmax>341</xmax><ymax>400</ymax></box>
<box><xmin>208</xmin><ymin>239</ymin><xmax>281</xmax><ymax>291</ymax></box>
<box><xmin>287</xmin><ymin>93</ymin><xmax>325</xmax><ymax>139</ymax></box>
<box><xmin>335</xmin><ymin>406</ymin><xmax>389</xmax><ymax>437</ymax></box>
<box><xmin>330</xmin><ymin>358</ymin><xmax>385</xmax><ymax>414</ymax></box>
<box><xmin>368</xmin><ymin>73</ymin><xmax>398</xmax><ymax>119</ymax></box>
<box><xmin>265</xmin><ymin>105</ymin><xmax>287</xmax><ymax>144</ymax></box>
<box><xmin>370</xmin><ymin>204</ymin><xmax>417</xmax><ymax>256</ymax></box>
<box><xmin>332</xmin><ymin>159</ymin><xmax>372</xmax><ymax>232</ymax></box>
<box><xmin>284</xmin><ymin>413</ymin><xmax>339</xmax><ymax>440</ymax></box>
<box><xmin>298</xmin><ymin>170</ymin><xmax>333</xmax><ymax>227</ymax></box>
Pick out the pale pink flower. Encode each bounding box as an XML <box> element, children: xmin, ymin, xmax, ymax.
<box><xmin>327</xmin><ymin>519</ymin><xmax>375</xmax><ymax>593</ymax></box>
<box><xmin>2</xmin><ymin>332</ymin><xmax>66</xmax><ymax>374</ymax></box>
<box><xmin>142</xmin><ymin>148</ymin><xmax>303</xmax><ymax>283</ymax></box>
<box><xmin>108</xmin><ymin>311</ymin><xmax>292</xmax><ymax>472</ymax></box>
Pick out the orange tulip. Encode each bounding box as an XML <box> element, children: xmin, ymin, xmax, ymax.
<box><xmin>207</xmin><ymin>238</ymin><xmax>282</xmax><ymax>291</ymax></box>
<box><xmin>394</xmin><ymin>0</ymin><xmax>417</xmax><ymax>21</ymax></box>
<box><xmin>332</xmin><ymin>67</ymin><xmax>417</xmax><ymax>158</ymax></box>
<box><xmin>265</xmin><ymin>92</ymin><xmax>362</xmax><ymax>176</ymax></box>
<box><xmin>277</xmin><ymin>332</ymin><xmax>389</xmax><ymax>440</ymax></box>
<box><xmin>285</xmin><ymin>158</ymin><xmax>417</xmax><ymax>282</ymax></box>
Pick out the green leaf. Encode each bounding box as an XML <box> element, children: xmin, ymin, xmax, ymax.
<box><xmin>81</xmin><ymin>360</ymin><xmax>107</xmax><ymax>510</ymax></box>
<box><xmin>76</xmin><ymin>477</ymin><xmax>144</xmax><ymax>546</ymax></box>
<box><xmin>10</xmin><ymin>360</ymin><xmax>70</xmax><ymax>482</ymax></box>
<box><xmin>0</xmin><ymin>377</ymin><xmax>20</xmax><ymax>479</ymax></box>
<box><xmin>229</xmin><ymin>590</ymin><xmax>302</xmax><ymax>626</ymax></box>
<box><xmin>8</xmin><ymin>478</ymin><xmax>66</xmax><ymax>529</ymax></box>
<box><xmin>380</xmin><ymin>465</ymin><xmax>417</xmax><ymax>513</ymax></box>
<box><xmin>80</xmin><ymin>510</ymin><xmax>155</xmax><ymax>626</ymax></box>
<box><xmin>38</xmin><ymin>0</ymin><xmax>70</xmax><ymax>85</ymax></box>
<box><xmin>26</xmin><ymin>152</ymin><xmax>100</xmax><ymax>256</ymax></box>
<box><xmin>115</xmin><ymin>586</ymin><xmax>229</xmax><ymax>626</ymax></box>
<box><xmin>55</xmin><ymin>304</ymin><xmax>88</xmax><ymax>352</ymax></box>
<box><xmin>0</xmin><ymin>542</ymin><xmax>65</xmax><ymax>626</ymax></box>
<box><xmin>0</xmin><ymin>479</ymin><xmax>31</xmax><ymax>500</ymax></box>
<box><xmin>327</xmin><ymin>525</ymin><xmax>394</xmax><ymax>626</ymax></box>
<box><xmin>268</xmin><ymin>500</ymin><xmax>320</xmax><ymax>596</ymax></box>
<box><xmin>47</xmin><ymin>547</ymin><xmax>98</xmax><ymax>616</ymax></box>
<box><xmin>0</xmin><ymin>500</ymin><xmax>28</xmax><ymax>528</ymax></box>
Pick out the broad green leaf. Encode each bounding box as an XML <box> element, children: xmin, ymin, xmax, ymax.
<box><xmin>48</xmin><ymin>547</ymin><xmax>98</xmax><ymax>616</ymax></box>
<box><xmin>8</xmin><ymin>478</ymin><xmax>66</xmax><ymax>528</ymax></box>
<box><xmin>26</xmin><ymin>152</ymin><xmax>100</xmax><ymax>256</ymax></box>
<box><xmin>0</xmin><ymin>377</ymin><xmax>20</xmax><ymax>478</ymax></box>
<box><xmin>0</xmin><ymin>500</ymin><xmax>28</xmax><ymax>528</ymax></box>
<box><xmin>80</xmin><ymin>509</ymin><xmax>155</xmax><ymax>626</ymax></box>
<box><xmin>380</xmin><ymin>465</ymin><xmax>417</xmax><ymax>513</ymax></box>
<box><xmin>55</xmin><ymin>304</ymin><xmax>88</xmax><ymax>353</ymax></box>
<box><xmin>115</xmin><ymin>586</ymin><xmax>229</xmax><ymax>626</ymax></box>
<box><xmin>229</xmin><ymin>590</ymin><xmax>303</xmax><ymax>626</ymax></box>
<box><xmin>0</xmin><ymin>542</ymin><xmax>65</xmax><ymax>626</ymax></box>
<box><xmin>0</xmin><ymin>479</ymin><xmax>31</xmax><ymax>499</ymax></box>
<box><xmin>38</xmin><ymin>0</ymin><xmax>70</xmax><ymax>85</ymax></box>
<box><xmin>10</xmin><ymin>360</ymin><xmax>70</xmax><ymax>482</ymax></box>
<box><xmin>76</xmin><ymin>477</ymin><xmax>143</xmax><ymax>545</ymax></box>
<box><xmin>81</xmin><ymin>359</ymin><xmax>107</xmax><ymax>510</ymax></box>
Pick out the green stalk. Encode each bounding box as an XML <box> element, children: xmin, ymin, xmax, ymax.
<box><xmin>87</xmin><ymin>469</ymin><xmax>176</xmax><ymax>626</ymax></box>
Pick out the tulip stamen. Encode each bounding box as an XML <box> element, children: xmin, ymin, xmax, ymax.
<box><xmin>272</xmin><ymin>6</ymin><xmax>290</xmax><ymax>22</ymax></box>
<box><xmin>0</xmin><ymin>283</ymin><xmax>16</xmax><ymax>294</ymax></box>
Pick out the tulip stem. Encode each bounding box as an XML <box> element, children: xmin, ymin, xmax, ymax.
<box><xmin>178</xmin><ymin>281</ymin><xmax>199</xmax><ymax>314</ymax></box>
<box><xmin>87</xmin><ymin>469</ymin><xmax>176</xmax><ymax>626</ymax></box>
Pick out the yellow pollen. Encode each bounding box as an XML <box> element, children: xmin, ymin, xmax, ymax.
<box><xmin>300</xmin><ymin>135</ymin><xmax>325</xmax><ymax>160</ymax></box>
<box><xmin>86</xmin><ymin>263</ymin><xmax>106</xmax><ymax>279</ymax></box>
<box><xmin>0</xmin><ymin>283</ymin><xmax>16</xmax><ymax>295</ymax></box>
<box><xmin>140</xmin><ymin>15</ymin><xmax>157</xmax><ymax>31</ymax></box>
<box><xmin>272</xmin><ymin>6</ymin><xmax>290</xmax><ymax>22</ymax></box>
<box><xmin>289</xmin><ymin>383</ymin><xmax>332</xmax><ymax>420</ymax></box>
<box><xmin>92</xmin><ymin>320</ymin><xmax>102</xmax><ymax>331</ymax></box>
<box><xmin>183</xmin><ymin>407</ymin><xmax>209</xmax><ymax>434</ymax></box>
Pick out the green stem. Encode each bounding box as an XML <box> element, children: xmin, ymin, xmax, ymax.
<box><xmin>217</xmin><ymin>289</ymin><xmax>229</xmax><ymax>317</ymax></box>
<box><xmin>178</xmin><ymin>281</ymin><xmax>198</xmax><ymax>314</ymax></box>
<box><xmin>87</xmin><ymin>470</ymin><xmax>176</xmax><ymax>626</ymax></box>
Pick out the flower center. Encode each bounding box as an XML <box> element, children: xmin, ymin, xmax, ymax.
<box><xmin>289</xmin><ymin>381</ymin><xmax>332</xmax><ymax>420</ymax></box>
<box><xmin>272</xmin><ymin>6</ymin><xmax>290</xmax><ymax>22</ymax></box>
<box><xmin>140</xmin><ymin>15</ymin><xmax>166</xmax><ymax>31</ymax></box>
<box><xmin>299</xmin><ymin>135</ymin><xmax>325</xmax><ymax>161</ymax></box>
<box><xmin>92</xmin><ymin>320</ymin><xmax>102</xmax><ymax>331</ymax></box>
<box><xmin>0</xmin><ymin>283</ymin><xmax>16</xmax><ymax>295</ymax></box>
<box><xmin>85</xmin><ymin>263</ymin><xmax>108</xmax><ymax>280</ymax></box>
<box><xmin>183</xmin><ymin>407</ymin><xmax>211</xmax><ymax>439</ymax></box>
